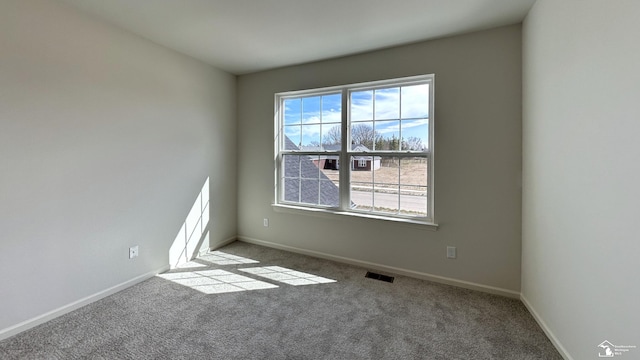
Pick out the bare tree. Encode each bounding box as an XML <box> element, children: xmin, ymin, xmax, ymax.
<box><xmin>351</xmin><ymin>124</ymin><xmax>379</xmax><ymax>149</ymax></box>
<box><xmin>325</xmin><ymin>124</ymin><xmax>424</xmax><ymax>151</ymax></box>
<box><xmin>403</xmin><ymin>136</ymin><xmax>424</xmax><ymax>151</ymax></box>
<box><xmin>323</xmin><ymin>125</ymin><xmax>341</xmax><ymax>145</ymax></box>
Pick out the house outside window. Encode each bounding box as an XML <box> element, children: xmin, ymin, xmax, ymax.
<box><xmin>275</xmin><ymin>75</ymin><xmax>434</xmax><ymax>223</ymax></box>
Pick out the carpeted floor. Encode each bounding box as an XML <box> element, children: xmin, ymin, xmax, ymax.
<box><xmin>0</xmin><ymin>241</ymin><xmax>561</xmax><ymax>359</ymax></box>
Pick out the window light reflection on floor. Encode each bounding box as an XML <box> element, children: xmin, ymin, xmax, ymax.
<box><xmin>239</xmin><ymin>266</ymin><xmax>336</xmax><ymax>286</ymax></box>
<box><xmin>158</xmin><ymin>269</ymin><xmax>278</xmax><ymax>294</ymax></box>
<box><xmin>198</xmin><ymin>251</ymin><xmax>260</xmax><ymax>265</ymax></box>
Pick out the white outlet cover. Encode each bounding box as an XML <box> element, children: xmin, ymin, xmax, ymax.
<box><xmin>446</xmin><ymin>246</ymin><xmax>456</xmax><ymax>259</ymax></box>
<box><xmin>129</xmin><ymin>246</ymin><xmax>139</xmax><ymax>259</ymax></box>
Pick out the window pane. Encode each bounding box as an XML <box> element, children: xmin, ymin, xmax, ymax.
<box><xmin>300</xmin><ymin>124</ymin><xmax>321</xmax><ymax>147</ymax></box>
<box><xmin>350</xmin><ymin>122</ymin><xmax>374</xmax><ymax>149</ymax></box>
<box><xmin>351</xmin><ymin>181</ymin><xmax>373</xmax><ymax>211</ymax></box>
<box><xmin>300</xmin><ymin>179</ymin><xmax>319</xmax><ymax>205</ymax></box>
<box><xmin>374</xmin><ymin>190</ymin><xmax>399</xmax><ymax>214</ymax></box>
<box><xmin>301</xmin><ymin>155</ymin><xmax>320</xmax><ymax>179</ymax></box>
<box><xmin>283</xmin><ymin>130</ymin><xmax>301</xmax><ymax>150</ymax></box>
<box><xmin>284</xmin><ymin>178</ymin><xmax>300</xmax><ymax>202</ymax></box>
<box><xmin>400</xmin><ymin>186</ymin><xmax>427</xmax><ymax>216</ymax></box>
<box><xmin>302</xmin><ymin>96</ymin><xmax>321</xmax><ymax>124</ymax></box>
<box><xmin>351</xmin><ymin>90</ymin><xmax>373</xmax><ymax>121</ymax></box>
<box><xmin>375</xmin><ymin>121</ymin><xmax>400</xmax><ymax>150</ymax></box>
<box><xmin>320</xmin><ymin>159</ymin><xmax>340</xmax><ymax>182</ymax></box>
<box><xmin>376</xmin><ymin>157</ymin><xmax>399</xmax><ymax>186</ymax></box>
<box><xmin>375</xmin><ymin>87</ymin><xmax>400</xmax><ymax>120</ymax></box>
<box><xmin>350</xmin><ymin>157</ymin><xmax>373</xmax><ymax>183</ymax></box>
<box><xmin>321</xmin><ymin>94</ymin><xmax>341</xmax><ymax>124</ymax></box>
<box><xmin>319</xmin><ymin>180</ymin><xmax>339</xmax><ymax>207</ymax></box>
<box><xmin>400</xmin><ymin>157</ymin><xmax>428</xmax><ymax>186</ymax></box>
<box><xmin>322</xmin><ymin>125</ymin><xmax>341</xmax><ymax>148</ymax></box>
<box><xmin>401</xmin><ymin>84</ymin><xmax>429</xmax><ymax>119</ymax></box>
<box><xmin>284</xmin><ymin>99</ymin><xmax>301</xmax><ymax>125</ymax></box>
<box><xmin>401</xmin><ymin>119</ymin><xmax>428</xmax><ymax>151</ymax></box>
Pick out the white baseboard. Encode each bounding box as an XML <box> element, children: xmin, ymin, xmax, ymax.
<box><xmin>0</xmin><ymin>265</ymin><xmax>169</xmax><ymax>341</ymax></box>
<box><xmin>520</xmin><ymin>294</ymin><xmax>573</xmax><ymax>360</ymax></box>
<box><xmin>208</xmin><ymin>236</ymin><xmax>237</xmax><ymax>252</ymax></box>
<box><xmin>237</xmin><ymin>235</ymin><xmax>520</xmax><ymax>299</ymax></box>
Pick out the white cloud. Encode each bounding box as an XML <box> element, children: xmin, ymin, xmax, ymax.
<box><xmin>350</xmin><ymin>84</ymin><xmax>429</xmax><ymax>122</ymax></box>
<box><xmin>401</xmin><ymin>84</ymin><xmax>429</xmax><ymax>118</ymax></box>
<box><xmin>285</xmin><ymin>85</ymin><xmax>429</xmax><ymax>146</ymax></box>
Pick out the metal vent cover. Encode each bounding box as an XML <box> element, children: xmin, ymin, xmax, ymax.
<box><xmin>365</xmin><ymin>271</ymin><xmax>394</xmax><ymax>283</ymax></box>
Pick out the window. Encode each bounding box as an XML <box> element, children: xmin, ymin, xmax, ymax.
<box><xmin>275</xmin><ymin>75</ymin><xmax>434</xmax><ymax>223</ymax></box>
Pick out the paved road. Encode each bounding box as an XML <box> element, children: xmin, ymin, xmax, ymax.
<box><xmin>351</xmin><ymin>190</ymin><xmax>426</xmax><ymax>212</ymax></box>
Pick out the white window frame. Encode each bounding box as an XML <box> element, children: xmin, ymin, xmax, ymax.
<box><xmin>274</xmin><ymin>74</ymin><xmax>435</xmax><ymax>226</ymax></box>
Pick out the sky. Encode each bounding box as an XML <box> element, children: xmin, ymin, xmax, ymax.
<box><xmin>283</xmin><ymin>84</ymin><xmax>429</xmax><ymax>150</ymax></box>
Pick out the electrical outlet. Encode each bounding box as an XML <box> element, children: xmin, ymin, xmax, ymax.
<box><xmin>263</xmin><ymin>218</ymin><xmax>269</xmax><ymax>227</ymax></box>
<box><xmin>446</xmin><ymin>246</ymin><xmax>456</xmax><ymax>259</ymax></box>
<box><xmin>129</xmin><ymin>245</ymin><xmax>139</xmax><ymax>259</ymax></box>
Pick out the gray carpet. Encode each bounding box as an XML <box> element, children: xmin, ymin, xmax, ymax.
<box><xmin>0</xmin><ymin>241</ymin><xmax>561</xmax><ymax>359</ymax></box>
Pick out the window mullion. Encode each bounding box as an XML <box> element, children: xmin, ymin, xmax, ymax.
<box><xmin>397</xmin><ymin>157</ymin><xmax>401</xmax><ymax>215</ymax></box>
<box><xmin>298</xmin><ymin>156</ymin><xmax>302</xmax><ymax>203</ymax></box>
<box><xmin>317</xmin><ymin>155</ymin><xmax>321</xmax><ymax>206</ymax></box>
<box><xmin>339</xmin><ymin>89</ymin><xmax>350</xmax><ymax>210</ymax></box>
<box><xmin>371</xmin><ymin>91</ymin><xmax>376</xmax><ymax>212</ymax></box>
<box><xmin>398</xmin><ymin>88</ymin><xmax>403</xmax><ymax>151</ymax></box>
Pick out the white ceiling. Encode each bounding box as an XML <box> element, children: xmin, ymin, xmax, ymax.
<box><xmin>57</xmin><ymin>0</ymin><xmax>536</xmax><ymax>75</ymax></box>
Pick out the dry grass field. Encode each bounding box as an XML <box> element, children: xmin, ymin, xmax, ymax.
<box><xmin>321</xmin><ymin>159</ymin><xmax>427</xmax><ymax>191</ymax></box>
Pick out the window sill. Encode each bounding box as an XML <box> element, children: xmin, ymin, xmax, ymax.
<box><xmin>272</xmin><ymin>203</ymin><xmax>439</xmax><ymax>231</ymax></box>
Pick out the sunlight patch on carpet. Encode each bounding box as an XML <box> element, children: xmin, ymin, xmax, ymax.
<box><xmin>158</xmin><ymin>269</ymin><xmax>277</xmax><ymax>294</ymax></box>
<box><xmin>239</xmin><ymin>266</ymin><xmax>336</xmax><ymax>286</ymax></box>
<box><xmin>198</xmin><ymin>251</ymin><xmax>260</xmax><ymax>265</ymax></box>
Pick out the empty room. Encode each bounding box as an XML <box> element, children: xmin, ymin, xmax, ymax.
<box><xmin>0</xmin><ymin>0</ymin><xmax>637</xmax><ymax>359</ymax></box>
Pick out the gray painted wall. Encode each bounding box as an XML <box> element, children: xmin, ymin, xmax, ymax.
<box><xmin>237</xmin><ymin>25</ymin><xmax>523</xmax><ymax>293</ymax></box>
<box><xmin>522</xmin><ymin>1</ymin><xmax>640</xmax><ymax>359</ymax></box>
<box><xmin>0</xmin><ymin>0</ymin><xmax>236</xmax><ymax>332</ymax></box>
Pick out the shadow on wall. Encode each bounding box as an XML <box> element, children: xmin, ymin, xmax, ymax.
<box><xmin>169</xmin><ymin>178</ymin><xmax>210</xmax><ymax>268</ymax></box>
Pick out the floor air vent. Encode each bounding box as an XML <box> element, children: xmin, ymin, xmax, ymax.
<box><xmin>365</xmin><ymin>271</ymin><xmax>394</xmax><ymax>283</ymax></box>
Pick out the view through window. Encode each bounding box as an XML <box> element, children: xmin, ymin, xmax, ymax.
<box><xmin>276</xmin><ymin>75</ymin><xmax>434</xmax><ymax>222</ymax></box>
